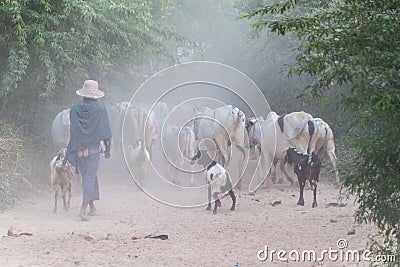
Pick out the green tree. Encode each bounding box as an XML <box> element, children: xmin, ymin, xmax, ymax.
<box><xmin>0</xmin><ymin>0</ymin><xmax>174</xmax><ymax>125</ymax></box>
<box><xmin>243</xmin><ymin>0</ymin><xmax>400</xmax><ymax>260</ymax></box>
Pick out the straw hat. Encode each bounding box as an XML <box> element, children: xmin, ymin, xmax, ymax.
<box><xmin>76</xmin><ymin>80</ymin><xmax>105</xmax><ymax>99</ymax></box>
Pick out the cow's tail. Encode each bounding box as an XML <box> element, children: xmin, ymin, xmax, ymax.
<box><xmin>235</xmin><ymin>144</ymin><xmax>246</xmax><ymax>161</ymax></box>
<box><xmin>307</xmin><ymin>120</ymin><xmax>315</xmax><ymax>154</ymax></box>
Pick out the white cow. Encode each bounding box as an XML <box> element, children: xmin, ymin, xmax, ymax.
<box><xmin>255</xmin><ymin>111</ymin><xmax>314</xmax><ymax>190</ymax></box>
<box><xmin>179</xmin><ymin>125</ymin><xmax>197</xmax><ymax>161</ymax></box>
<box><xmin>162</xmin><ymin>124</ymin><xmax>197</xmax><ymax>185</ymax></box>
<box><xmin>308</xmin><ymin>118</ymin><xmax>339</xmax><ymax>183</ymax></box>
<box><xmin>124</xmin><ymin>104</ymin><xmax>157</xmax><ymax>159</ymax></box>
<box><xmin>246</xmin><ymin>116</ymin><xmax>264</xmax><ymax>148</ymax></box>
<box><xmin>150</xmin><ymin>101</ymin><xmax>170</xmax><ymax>137</ymax></box>
<box><xmin>247</xmin><ymin>116</ymin><xmax>294</xmax><ymax>184</ymax></box>
<box><xmin>51</xmin><ymin>109</ymin><xmax>70</xmax><ymax>149</ymax></box>
<box><xmin>108</xmin><ymin>102</ymin><xmax>130</xmax><ymax>155</ymax></box>
<box><xmin>194</xmin><ymin>105</ymin><xmax>246</xmax><ymax>178</ymax></box>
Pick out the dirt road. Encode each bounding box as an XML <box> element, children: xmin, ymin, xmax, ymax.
<box><xmin>0</xmin><ymin>159</ymin><xmax>376</xmax><ymax>266</ymax></box>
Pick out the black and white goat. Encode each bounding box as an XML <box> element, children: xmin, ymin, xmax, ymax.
<box><xmin>285</xmin><ymin>148</ymin><xmax>321</xmax><ymax>208</ymax></box>
<box><xmin>191</xmin><ymin>150</ymin><xmax>236</xmax><ymax>214</ymax></box>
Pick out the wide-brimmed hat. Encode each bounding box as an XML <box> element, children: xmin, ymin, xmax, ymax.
<box><xmin>76</xmin><ymin>80</ymin><xmax>105</xmax><ymax>99</ymax></box>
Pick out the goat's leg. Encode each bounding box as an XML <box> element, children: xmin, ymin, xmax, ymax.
<box><xmin>297</xmin><ymin>178</ymin><xmax>305</xmax><ymax>206</ymax></box>
<box><xmin>212</xmin><ymin>191</ymin><xmax>221</xmax><ymax>214</ymax></box>
<box><xmin>61</xmin><ymin>184</ymin><xmax>68</xmax><ymax>211</ymax></box>
<box><xmin>67</xmin><ymin>183</ymin><xmax>71</xmax><ymax>210</ymax></box>
<box><xmin>312</xmin><ymin>181</ymin><xmax>318</xmax><ymax>208</ymax></box>
<box><xmin>206</xmin><ymin>185</ymin><xmax>212</xmax><ymax>210</ymax></box>
<box><xmin>213</xmin><ymin>199</ymin><xmax>221</xmax><ymax>214</ymax></box>
<box><xmin>53</xmin><ymin>187</ymin><xmax>58</xmax><ymax>214</ymax></box>
<box><xmin>229</xmin><ymin>190</ymin><xmax>236</xmax><ymax>211</ymax></box>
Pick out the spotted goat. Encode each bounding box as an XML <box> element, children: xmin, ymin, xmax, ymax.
<box><xmin>285</xmin><ymin>147</ymin><xmax>321</xmax><ymax>208</ymax></box>
<box><xmin>50</xmin><ymin>149</ymin><xmax>74</xmax><ymax>213</ymax></box>
<box><xmin>191</xmin><ymin>149</ymin><xmax>236</xmax><ymax>214</ymax></box>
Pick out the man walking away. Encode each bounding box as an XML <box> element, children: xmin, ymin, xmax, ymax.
<box><xmin>65</xmin><ymin>80</ymin><xmax>112</xmax><ymax>221</ymax></box>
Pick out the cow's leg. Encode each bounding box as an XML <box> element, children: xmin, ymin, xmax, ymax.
<box><xmin>256</xmin><ymin>159</ymin><xmax>265</xmax><ymax>188</ymax></box>
<box><xmin>253</xmin><ymin>147</ymin><xmax>273</xmax><ymax>191</ymax></box>
<box><xmin>311</xmin><ymin>180</ymin><xmax>318</xmax><ymax>208</ymax></box>
<box><xmin>279</xmin><ymin>160</ymin><xmax>294</xmax><ymax>185</ymax></box>
<box><xmin>168</xmin><ymin>160</ymin><xmax>179</xmax><ymax>185</ymax></box>
<box><xmin>328</xmin><ymin>151</ymin><xmax>339</xmax><ymax>184</ymax></box>
<box><xmin>266</xmin><ymin>155</ymin><xmax>275</xmax><ymax>188</ymax></box>
<box><xmin>254</xmin><ymin>144</ymin><xmax>263</xmax><ymax>180</ymax></box>
<box><xmin>189</xmin><ymin>163</ymin><xmax>195</xmax><ymax>186</ymax></box>
<box><xmin>261</xmin><ymin>153</ymin><xmax>274</xmax><ymax>188</ymax></box>
<box><xmin>53</xmin><ymin>186</ymin><xmax>58</xmax><ymax>214</ymax></box>
<box><xmin>271</xmin><ymin>159</ymin><xmax>278</xmax><ymax>183</ymax></box>
<box><xmin>229</xmin><ymin>190</ymin><xmax>236</xmax><ymax>211</ymax></box>
<box><xmin>215</xmin><ymin>135</ymin><xmax>230</xmax><ymax>168</ymax></box>
<box><xmin>206</xmin><ymin>185</ymin><xmax>212</xmax><ymax>210</ymax></box>
<box><xmin>235</xmin><ymin>145</ymin><xmax>245</xmax><ymax>190</ymax></box>
<box><xmin>190</xmin><ymin>172</ymin><xmax>195</xmax><ymax>186</ymax></box>
<box><xmin>297</xmin><ymin>178</ymin><xmax>305</xmax><ymax>206</ymax></box>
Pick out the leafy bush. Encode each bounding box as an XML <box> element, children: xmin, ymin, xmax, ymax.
<box><xmin>0</xmin><ymin>0</ymin><xmax>175</xmax><ymax>125</ymax></box>
<box><xmin>242</xmin><ymin>0</ymin><xmax>400</xmax><ymax>261</ymax></box>
<box><xmin>0</xmin><ymin>122</ymin><xmax>32</xmax><ymax>211</ymax></box>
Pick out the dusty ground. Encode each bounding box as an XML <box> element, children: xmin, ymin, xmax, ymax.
<box><xmin>0</xmin><ymin>158</ymin><xmax>378</xmax><ymax>267</ymax></box>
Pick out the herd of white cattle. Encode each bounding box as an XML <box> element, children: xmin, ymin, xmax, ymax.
<box><xmin>51</xmin><ymin>101</ymin><xmax>339</xmax><ymax>195</ymax></box>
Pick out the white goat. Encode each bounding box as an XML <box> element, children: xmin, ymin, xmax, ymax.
<box><xmin>191</xmin><ymin>150</ymin><xmax>236</xmax><ymax>214</ymax></box>
<box><xmin>128</xmin><ymin>140</ymin><xmax>151</xmax><ymax>180</ymax></box>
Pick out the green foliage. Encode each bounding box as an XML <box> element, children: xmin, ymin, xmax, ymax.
<box><xmin>0</xmin><ymin>122</ymin><xmax>32</xmax><ymax>211</ymax></box>
<box><xmin>243</xmin><ymin>0</ymin><xmax>400</xmax><ymax>258</ymax></box>
<box><xmin>0</xmin><ymin>0</ymin><xmax>175</xmax><ymax>125</ymax></box>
